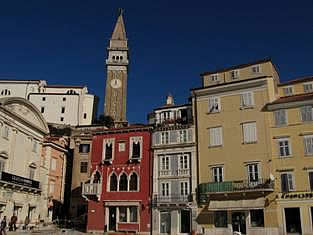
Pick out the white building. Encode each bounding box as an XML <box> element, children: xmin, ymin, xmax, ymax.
<box><xmin>0</xmin><ymin>80</ymin><xmax>97</xmax><ymax>126</ymax></box>
<box><xmin>149</xmin><ymin>95</ymin><xmax>200</xmax><ymax>235</ymax></box>
<box><xmin>0</xmin><ymin>97</ymin><xmax>49</xmax><ymax>226</ymax></box>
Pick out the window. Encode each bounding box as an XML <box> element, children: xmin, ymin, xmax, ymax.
<box><xmin>130</xmin><ymin>207</ymin><xmax>138</xmax><ymax>222</ymax></box>
<box><xmin>180</xmin><ymin>210</ymin><xmax>191</xmax><ymax>233</ymax></box>
<box><xmin>304</xmin><ymin>83</ymin><xmax>313</xmax><ymax>93</ymax></box>
<box><xmin>83</xmin><ymin>113</ymin><xmax>87</xmax><ymax>119</ymax></box>
<box><xmin>284</xmin><ymin>208</ymin><xmax>302</xmax><ymax>234</ymax></box>
<box><xmin>32</xmin><ymin>141</ymin><xmax>38</xmax><ymax>153</ymax></box>
<box><xmin>300</xmin><ymin>106</ymin><xmax>313</xmax><ymax>122</ymax></box>
<box><xmin>29</xmin><ymin>167</ymin><xmax>35</xmax><ymax>180</ymax></box>
<box><xmin>161</xmin><ymin>131</ymin><xmax>169</xmax><ymax>144</ymax></box>
<box><xmin>304</xmin><ymin>135</ymin><xmax>313</xmax><ymax>155</ymax></box>
<box><xmin>129</xmin><ymin>173</ymin><xmax>138</xmax><ymax>191</ymax></box>
<box><xmin>61</xmin><ymin>107</ymin><xmax>65</xmax><ymax>113</ymax></box>
<box><xmin>41</xmin><ymin>107</ymin><xmax>45</xmax><ymax>113</ymax></box>
<box><xmin>60</xmin><ymin>117</ymin><xmax>64</xmax><ymax>122</ymax></box>
<box><xmin>212</xmin><ymin>166</ymin><xmax>223</xmax><ymax>182</ymax></box>
<box><xmin>180</xmin><ymin>181</ymin><xmax>189</xmax><ymax>196</ymax></box>
<box><xmin>283</xmin><ymin>87</ymin><xmax>293</xmax><ymax>96</ymax></box>
<box><xmin>161</xmin><ymin>156</ymin><xmax>169</xmax><ymax>170</ymax></box>
<box><xmin>281</xmin><ymin>172</ymin><xmax>295</xmax><ymax>192</ymax></box>
<box><xmin>0</xmin><ymin>89</ymin><xmax>11</xmax><ymax>96</ymax></box>
<box><xmin>103</xmin><ymin>139</ymin><xmax>114</xmax><ymax>160</ymax></box>
<box><xmin>274</xmin><ymin>109</ymin><xmax>287</xmax><ymax>126</ymax></box>
<box><xmin>42</xmin><ymin>97</ymin><xmax>46</xmax><ymax>101</ymax></box>
<box><xmin>79</xmin><ymin>144</ymin><xmax>90</xmax><ymax>153</ymax></box>
<box><xmin>309</xmin><ymin>172</ymin><xmax>313</xmax><ymax>191</ymax></box>
<box><xmin>240</xmin><ymin>92</ymin><xmax>254</xmax><ymax>108</ymax></box>
<box><xmin>119</xmin><ymin>173</ymin><xmax>128</xmax><ymax>191</ymax></box>
<box><xmin>0</xmin><ymin>159</ymin><xmax>5</xmax><ymax>173</ymax></box>
<box><xmin>49</xmin><ymin>181</ymin><xmax>55</xmax><ymax>194</ymax></box>
<box><xmin>231</xmin><ymin>70</ymin><xmax>239</xmax><ymax>79</ymax></box>
<box><xmin>250</xmin><ymin>210</ymin><xmax>264</xmax><ymax>227</ymax></box>
<box><xmin>161</xmin><ymin>182</ymin><xmax>170</xmax><ymax>196</ymax></box>
<box><xmin>160</xmin><ymin>212</ymin><xmax>171</xmax><ymax>233</ymax></box>
<box><xmin>119</xmin><ymin>207</ymin><xmax>127</xmax><ymax>222</ymax></box>
<box><xmin>247</xmin><ymin>164</ymin><xmax>259</xmax><ymax>182</ymax></box>
<box><xmin>278</xmin><ymin>138</ymin><xmax>291</xmax><ymax>157</ymax></box>
<box><xmin>129</xmin><ymin>136</ymin><xmax>142</xmax><ymax>159</ymax></box>
<box><xmin>110</xmin><ymin>173</ymin><xmax>117</xmax><ymax>191</ymax></box>
<box><xmin>119</xmin><ymin>143</ymin><xmax>125</xmax><ymax>152</ymax></box>
<box><xmin>80</xmin><ymin>162</ymin><xmax>88</xmax><ymax>173</ymax></box>
<box><xmin>252</xmin><ymin>65</ymin><xmax>261</xmax><ymax>74</ymax></box>
<box><xmin>242</xmin><ymin>122</ymin><xmax>257</xmax><ymax>143</ymax></box>
<box><xmin>209</xmin><ymin>127</ymin><xmax>223</xmax><ymax>146</ymax></box>
<box><xmin>51</xmin><ymin>158</ymin><xmax>57</xmax><ymax>171</ymax></box>
<box><xmin>62</xmin><ymin>97</ymin><xmax>66</xmax><ymax>101</ymax></box>
<box><xmin>208</xmin><ymin>96</ymin><xmax>220</xmax><ymax>113</ymax></box>
<box><xmin>2</xmin><ymin>125</ymin><xmax>9</xmax><ymax>139</ymax></box>
<box><xmin>179</xmin><ymin>155</ymin><xmax>189</xmax><ymax>169</ymax></box>
<box><xmin>179</xmin><ymin>130</ymin><xmax>187</xmax><ymax>143</ymax></box>
<box><xmin>214</xmin><ymin>211</ymin><xmax>227</xmax><ymax>228</ymax></box>
<box><xmin>211</xmin><ymin>74</ymin><xmax>219</xmax><ymax>81</ymax></box>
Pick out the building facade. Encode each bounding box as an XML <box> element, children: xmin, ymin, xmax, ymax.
<box><xmin>192</xmin><ymin>58</ymin><xmax>280</xmax><ymax>235</ymax></box>
<box><xmin>0</xmin><ymin>80</ymin><xmax>97</xmax><ymax>126</ymax></box>
<box><xmin>104</xmin><ymin>10</ymin><xmax>129</xmax><ymax>124</ymax></box>
<box><xmin>0</xmin><ymin>97</ymin><xmax>49</xmax><ymax>227</ymax></box>
<box><xmin>265</xmin><ymin>76</ymin><xmax>313</xmax><ymax>234</ymax></box>
<box><xmin>149</xmin><ymin>95</ymin><xmax>200</xmax><ymax>234</ymax></box>
<box><xmin>83</xmin><ymin>125</ymin><xmax>152</xmax><ymax>234</ymax></box>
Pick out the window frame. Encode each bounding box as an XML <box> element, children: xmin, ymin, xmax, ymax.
<box><xmin>251</xmin><ymin>65</ymin><xmax>261</xmax><ymax>74</ymax></box>
<box><xmin>214</xmin><ymin>211</ymin><xmax>227</xmax><ymax>228</ymax></box>
<box><xmin>247</xmin><ymin>163</ymin><xmax>260</xmax><ymax>182</ymax></box>
<box><xmin>274</xmin><ymin>109</ymin><xmax>288</xmax><ymax>126</ymax></box>
<box><xmin>283</xmin><ymin>86</ymin><xmax>293</xmax><ymax>96</ymax></box>
<box><xmin>212</xmin><ymin>166</ymin><xmax>224</xmax><ymax>182</ymax></box>
<box><xmin>304</xmin><ymin>135</ymin><xmax>313</xmax><ymax>156</ymax></box>
<box><xmin>242</xmin><ymin>122</ymin><xmax>257</xmax><ymax>144</ymax></box>
<box><xmin>129</xmin><ymin>172</ymin><xmax>139</xmax><ymax>192</ymax></box>
<box><xmin>211</xmin><ymin>74</ymin><xmax>219</xmax><ymax>82</ymax></box>
<box><xmin>161</xmin><ymin>131</ymin><xmax>169</xmax><ymax>144</ymax></box>
<box><xmin>103</xmin><ymin>138</ymin><xmax>115</xmax><ymax>161</ymax></box>
<box><xmin>160</xmin><ymin>156</ymin><xmax>170</xmax><ymax>170</ymax></box>
<box><xmin>161</xmin><ymin>182</ymin><xmax>170</xmax><ymax>197</ymax></box>
<box><xmin>80</xmin><ymin>161</ymin><xmax>88</xmax><ymax>173</ymax></box>
<box><xmin>129</xmin><ymin>136</ymin><xmax>143</xmax><ymax>160</ymax></box>
<box><xmin>280</xmin><ymin>172</ymin><xmax>295</xmax><ymax>192</ymax></box>
<box><xmin>300</xmin><ymin>105</ymin><xmax>313</xmax><ymax>122</ymax></box>
<box><xmin>240</xmin><ymin>92</ymin><xmax>254</xmax><ymax>108</ymax></box>
<box><xmin>278</xmin><ymin>138</ymin><xmax>292</xmax><ymax>157</ymax></box>
<box><xmin>109</xmin><ymin>172</ymin><xmax>118</xmax><ymax>192</ymax></box>
<box><xmin>250</xmin><ymin>209</ymin><xmax>264</xmax><ymax>227</ymax></box>
<box><xmin>118</xmin><ymin>173</ymin><xmax>128</xmax><ymax>191</ymax></box>
<box><xmin>179</xmin><ymin>154</ymin><xmax>189</xmax><ymax>170</ymax></box>
<box><xmin>303</xmin><ymin>82</ymin><xmax>313</xmax><ymax>93</ymax></box>
<box><xmin>231</xmin><ymin>70</ymin><xmax>239</xmax><ymax>79</ymax></box>
<box><xmin>79</xmin><ymin>144</ymin><xmax>90</xmax><ymax>154</ymax></box>
<box><xmin>180</xmin><ymin>181</ymin><xmax>189</xmax><ymax>196</ymax></box>
<box><xmin>209</xmin><ymin>126</ymin><xmax>223</xmax><ymax>147</ymax></box>
<box><xmin>208</xmin><ymin>96</ymin><xmax>221</xmax><ymax>113</ymax></box>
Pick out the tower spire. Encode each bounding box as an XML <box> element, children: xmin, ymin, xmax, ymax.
<box><xmin>111</xmin><ymin>8</ymin><xmax>127</xmax><ymax>41</ymax></box>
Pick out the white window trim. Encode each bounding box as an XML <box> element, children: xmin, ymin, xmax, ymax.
<box><xmin>178</xmin><ymin>154</ymin><xmax>189</xmax><ymax>169</ymax></box>
<box><xmin>160</xmin><ymin>181</ymin><xmax>171</xmax><ymax>197</ymax></box>
<box><xmin>283</xmin><ymin>86</ymin><xmax>293</xmax><ymax>96</ymax></box>
<box><xmin>303</xmin><ymin>82</ymin><xmax>313</xmax><ymax>93</ymax></box>
<box><xmin>274</xmin><ymin>109</ymin><xmax>288</xmax><ymax>126</ymax></box>
<box><xmin>280</xmin><ymin>172</ymin><xmax>295</xmax><ymax>192</ymax></box>
<box><xmin>209</xmin><ymin>126</ymin><xmax>223</xmax><ymax>147</ymax></box>
<box><xmin>129</xmin><ymin>136</ymin><xmax>143</xmax><ymax>160</ymax></box>
<box><xmin>160</xmin><ymin>155</ymin><xmax>170</xmax><ymax>171</ymax></box>
<box><xmin>242</xmin><ymin>122</ymin><xmax>257</xmax><ymax>144</ymax></box>
<box><xmin>251</xmin><ymin>65</ymin><xmax>261</xmax><ymax>74</ymax></box>
<box><xmin>231</xmin><ymin>70</ymin><xmax>240</xmax><ymax>79</ymax></box>
<box><xmin>240</xmin><ymin>92</ymin><xmax>255</xmax><ymax>109</ymax></box>
<box><xmin>211</xmin><ymin>74</ymin><xmax>219</xmax><ymax>82</ymax></box>
<box><xmin>208</xmin><ymin>96</ymin><xmax>221</xmax><ymax>113</ymax></box>
<box><xmin>180</xmin><ymin>181</ymin><xmax>189</xmax><ymax>196</ymax></box>
<box><xmin>211</xmin><ymin>165</ymin><xmax>224</xmax><ymax>182</ymax></box>
<box><xmin>277</xmin><ymin>138</ymin><xmax>292</xmax><ymax>157</ymax></box>
<box><xmin>246</xmin><ymin>163</ymin><xmax>261</xmax><ymax>182</ymax></box>
<box><xmin>304</xmin><ymin>135</ymin><xmax>313</xmax><ymax>156</ymax></box>
<box><xmin>102</xmin><ymin>138</ymin><xmax>115</xmax><ymax>161</ymax></box>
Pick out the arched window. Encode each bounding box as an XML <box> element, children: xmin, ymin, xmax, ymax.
<box><xmin>93</xmin><ymin>171</ymin><xmax>101</xmax><ymax>184</ymax></box>
<box><xmin>112</xmin><ymin>56</ymin><xmax>116</xmax><ymax>60</ymax></box>
<box><xmin>110</xmin><ymin>173</ymin><xmax>117</xmax><ymax>191</ymax></box>
<box><xmin>120</xmin><ymin>56</ymin><xmax>123</xmax><ymax>60</ymax></box>
<box><xmin>119</xmin><ymin>173</ymin><xmax>128</xmax><ymax>191</ymax></box>
<box><xmin>129</xmin><ymin>172</ymin><xmax>138</xmax><ymax>191</ymax></box>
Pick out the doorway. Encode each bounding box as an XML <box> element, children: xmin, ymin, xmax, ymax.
<box><xmin>284</xmin><ymin>208</ymin><xmax>302</xmax><ymax>234</ymax></box>
<box><xmin>180</xmin><ymin>209</ymin><xmax>191</xmax><ymax>233</ymax></box>
<box><xmin>232</xmin><ymin>211</ymin><xmax>246</xmax><ymax>234</ymax></box>
<box><xmin>109</xmin><ymin>207</ymin><xmax>116</xmax><ymax>231</ymax></box>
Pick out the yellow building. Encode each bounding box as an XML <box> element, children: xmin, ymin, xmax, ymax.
<box><xmin>266</xmin><ymin>76</ymin><xmax>313</xmax><ymax>235</ymax></box>
<box><xmin>191</xmin><ymin>58</ymin><xmax>299</xmax><ymax>235</ymax></box>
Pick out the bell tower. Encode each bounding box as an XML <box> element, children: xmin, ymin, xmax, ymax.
<box><xmin>104</xmin><ymin>9</ymin><xmax>129</xmax><ymax>125</ymax></box>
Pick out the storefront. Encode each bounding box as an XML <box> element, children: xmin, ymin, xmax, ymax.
<box><xmin>276</xmin><ymin>192</ymin><xmax>313</xmax><ymax>235</ymax></box>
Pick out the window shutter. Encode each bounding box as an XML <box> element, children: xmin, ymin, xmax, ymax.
<box><xmin>240</xmin><ymin>94</ymin><xmax>244</xmax><ymax>106</ymax></box>
<box><xmin>187</xmin><ymin>129</ymin><xmax>193</xmax><ymax>142</ymax></box>
<box><xmin>281</xmin><ymin>174</ymin><xmax>288</xmax><ymax>192</ymax></box>
<box><xmin>154</xmin><ymin>132</ymin><xmax>160</xmax><ymax>145</ymax></box>
<box><xmin>300</xmin><ymin>106</ymin><xmax>307</xmax><ymax>121</ymax></box>
<box><xmin>170</xmin><ymin>130</ymin><xmax>178</xmax><ymax>143</ymax></box>
<box><xmin>288</xmin><ymin>174</ymin><xmax>294</xmax><ymax>190</ymax></box>
<box><xmin>208</xmin><ymin>98</ymin><xmax>213</xmax><ymax>112</ymax></box>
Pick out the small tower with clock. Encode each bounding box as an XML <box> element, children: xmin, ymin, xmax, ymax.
<box><xmin>104</xmin><ymin>9</ymin><xmax>129</xmax><ymax>125</ymax></box>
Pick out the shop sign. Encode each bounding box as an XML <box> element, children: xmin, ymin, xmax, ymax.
<box><xmin>279</xmin><ymin>192</ymin><xmax>313</xmax><ymax>200</ymax></box>
<box><xmin>0</xmin><ymin>172</ymin><xmax>40</xmax><ymax>189</ymax></box>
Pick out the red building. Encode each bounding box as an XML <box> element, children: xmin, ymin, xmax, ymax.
<box><xmin>82</xmin><ymin>125</ymin><xmax>152</xmax><ymax>234</ymax></box>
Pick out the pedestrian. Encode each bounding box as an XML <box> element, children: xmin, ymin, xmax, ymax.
<box><xmin>11</xmin><ymin>214</ymin><xmax>17</xmax><ymax>231</ymax></box>
<box><xmin>1</xmin><ymin>216</ymin><xmax>7</xmax><ymax>235</ymax></box>
<box><xmin>24</xmin><ymin>216</ymin><xmax>29</xmax><ymax>230</ymax></box>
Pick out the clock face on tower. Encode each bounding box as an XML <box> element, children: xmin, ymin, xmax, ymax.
<box><xmin>110</xmin><ymin>78</ymin><xmax>122</xmax><ymax>89</ymax></box>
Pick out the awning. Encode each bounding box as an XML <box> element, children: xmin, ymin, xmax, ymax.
<box><xmin>208</xmin><ymin>198</ymin><xmax>265</xmax><ymax>210</ymax></box>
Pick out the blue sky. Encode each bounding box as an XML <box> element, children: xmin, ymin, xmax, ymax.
<box><xmin>0</xmin><ymin>1</ymin><xmax>312</xmax><ymax>123</ymax></box>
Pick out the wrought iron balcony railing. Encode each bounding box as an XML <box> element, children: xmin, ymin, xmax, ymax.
<box><xmin>198</xmin><ymin>178</ymin><xmax>274</xmax><ymax>195</ymax></box>
<box><xmin>82</xmin><ymin>183</ymin><xmax>101</xmax><ymax>196</ymax></box>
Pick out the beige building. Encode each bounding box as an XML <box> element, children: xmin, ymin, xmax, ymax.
<box><xmin>192</xmin><ymin>58</ymin><xmax>280</xmax><ymax>235</ymax></box>
<box><xmin>0</xmin><ymin>97</ymin><xmax>49</xmax><ymax>227</ymax></box>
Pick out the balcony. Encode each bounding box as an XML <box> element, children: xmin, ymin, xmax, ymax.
<box><xmin>0</xmin><ymin>171</ymin><xmax>40</xmax><ymax>193</ymax></box>
<box><xmin>82</xmin><ymin>183</ymin><xmax>101</xmax><ymax>201</ymax></box>
<box><xmin>153</xmin><ymin>194</ymin><xmax>193</xmax><ymax>205</ymax></box>
<box><xmin>159</xmin><ymin>169</ymin><xmax>191</xmax><ymax>177</ymax></box>
<box><xmin>198</xmin><ymin>178</ymin><xmax>274</xmax><ymax>201</ymax></box>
